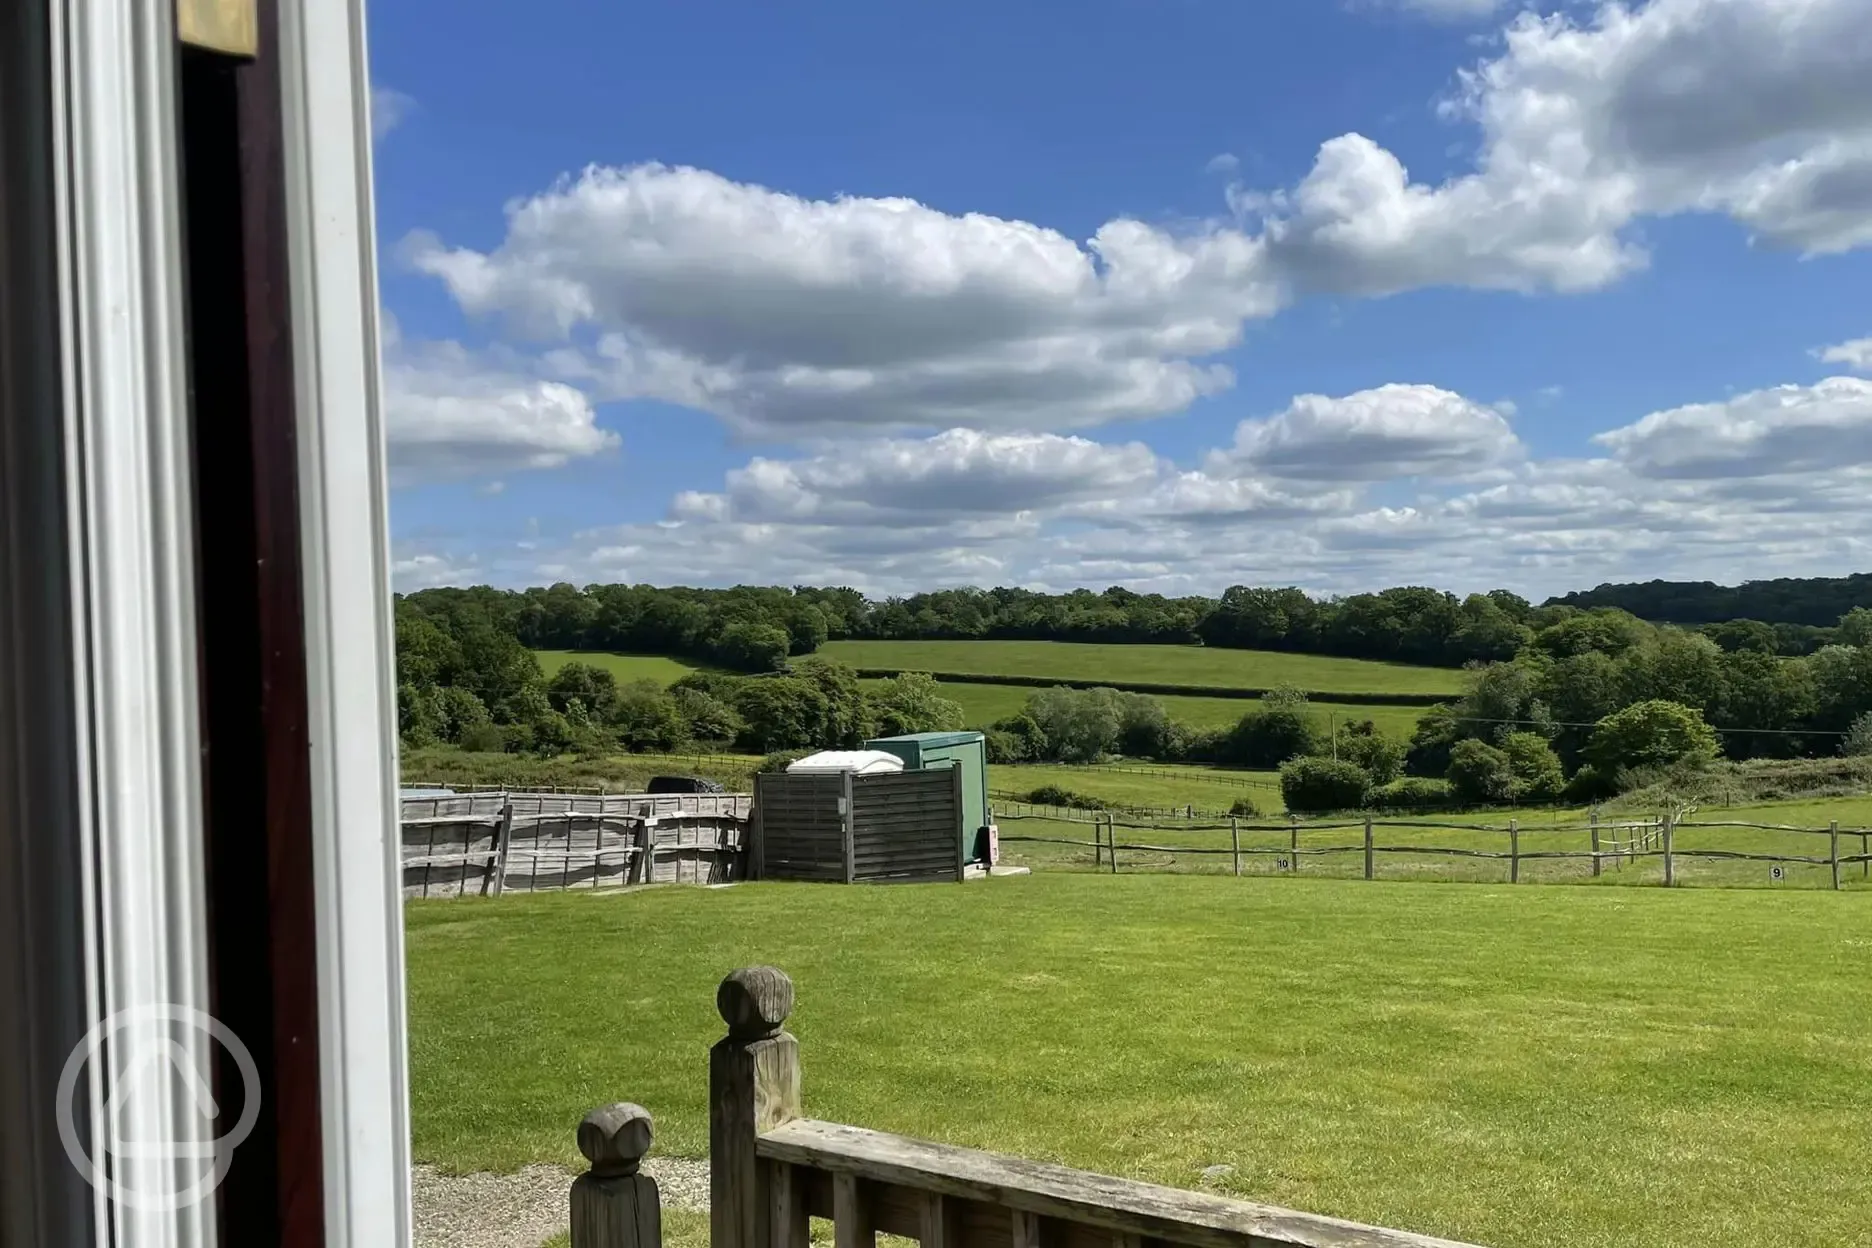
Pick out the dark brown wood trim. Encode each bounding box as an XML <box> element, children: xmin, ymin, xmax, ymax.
<box><xmin>178</xmin><ymin>0</ymin><xmax>326</xmax><ymax>1239</ymax></box>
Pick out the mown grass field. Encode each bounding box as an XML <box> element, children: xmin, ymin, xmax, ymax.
<box><xmin>406</xmin><ymin>872</ymin><xmax>1872</xmax><ymax>1248</ymax></box>
<box><xmin>861</xmin><ymin>677</ymin><xmax>1427</xmax><ymax>737</ymax></box>
<box><xmin>535</xmin><ymin>649</ymin><xmax>703</xmax><ymax>684</ymax></box>
<box><xmin>993</xmin><ymin>761</ymin><xmax>1285</xmax><ymax>812</ymax></box>
<box><xmin>822</xmin><ymin>639</ymin><xmax>1465</xmax><ymax>697</ymax></box>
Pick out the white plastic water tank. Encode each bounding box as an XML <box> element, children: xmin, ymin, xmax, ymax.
<box><xmin>784</xmin><ymin>749</ymin><xmax>906</xmax><ymax>776</ymax></box>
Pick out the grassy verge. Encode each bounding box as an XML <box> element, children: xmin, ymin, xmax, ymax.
<box><xmin>822</xmin><ymin>640</ymin><xmax>1465</xmax><ymax>697</ymax></box>
<box><xmin>407</xmin><ymin>873</ymin><xmax>1872</xmax><ymax>1248</ymax></box>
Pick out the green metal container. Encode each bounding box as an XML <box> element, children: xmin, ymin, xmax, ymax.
<box><xmin>864</xmin><ymin>730</ymin><xmax>991</xmax><ymax>862</ymax></box>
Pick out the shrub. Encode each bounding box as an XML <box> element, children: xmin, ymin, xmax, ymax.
<box><xmin>983</xmin><ymin>728</ymin><xmax>1026</xmax><ymax>764</ymax></box>
<box><xmin>672</xmin><ymin>687</ymin><xmax>743</xmax><ymax>747</ymax></box>
<box><xmin>1279</xmin><ymin>757</ymin><xmax>1371</xmax><ymax>813</ymax></box>
<box><xmin>1022</xmin><ymin>785</ymin><xmax>1104</xmax><ymax>810</ymax></box>
<box><xmin>1445</xmin><ymin>738</ymin><xmax>1516</xmax><ymax>805</ymax></box>
<box><xmin>756</xmin><ymin>749</ymin><xmax>812</xmax><ymax>775</ymax></box>
<box><xmin>1024</xmin><ymin>688</ymin><xmax>1121</xmax><ymax>763</ymax></box>
<box><xmin>1561</xmin><ymin>763</ymin><xmax>1619</xmax><ymax>804</ymax></box>
<box><xmin>1228</xmin><ymin>795</ymin><xmax>1262</xmax><ymax>818</ymax></box>
<box><xmin>1586</xmin><ymin>699</ymin><xmax>1720</xmax><ymax>771</ymax></box>
<box><xmin>457</xmin><ymin>722</ymin><xmax>507</xmax><ymax>754</ymax></box>
<box><xmin>716</xmin><ymin>620</ymin><xmax>792</xmax><ymax>673</ymax></box>
<box><xmin>1028</xmin><ymin>785</ymin><xmax>1098</xmax><ymax>809</ymax></box>
<box><xmin>1369</xmin><ymin>777</ymin><xmax>1452</xmax><ymax>811</ymax></box>
<box><xmin>868</xmin><ymin>672</ymin><xmax>965</xmax><ymax>738</ymax></box>
<box><xmin>607</xmin><ymin>679</ymin><xmax>689</xmax><ymax>753</ymax></box>
<box><xmin>989</xmin><ymin>713</ymin><xmax>1048</xmax><ymax>762</ymax></box>
<box><xmin>1224</xmin><ymin>704</ymin><xmax>1319</xmax><ymax>769</ymax></box>
<box><xmin>1327</xmin><ymin>729</ymin><xmax>1405</xmax><ymax>786</ymax></box>
<box><xmin>1499</xmin><ymin>731</ymin><xmax>1565</xmax><ymax>801</ymax></box>
<box><xmin>546</xmin><ymin>662</ymin><xmax>619</xmax><ymax>717</ymax></box>
<box><xmin>1843</xmin><ymin>711</ymin><xmax>1872</xmax><ymax>758</ymax></box>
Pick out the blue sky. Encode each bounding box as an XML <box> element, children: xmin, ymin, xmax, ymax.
<box><xmin>368</xmin><ymin>0</ymin><xmax>1872</xmax><ymax>600</ymax></box>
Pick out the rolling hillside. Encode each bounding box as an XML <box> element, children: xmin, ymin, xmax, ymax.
<box><xmin>819</xmin><ymin>639</ymin><xmax>1464</xmax><ymax>697</ymax></box>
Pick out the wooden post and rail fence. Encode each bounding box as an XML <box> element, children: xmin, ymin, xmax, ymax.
<box><xmin>993</xmin><ymin>807</ymin><xmax>1872</xmax><ymax>889</ymax></box>
<box><xmin>568</xmin><ymin>967</ymin><xmax>1484</xmax><ymax>1248</ymax></box>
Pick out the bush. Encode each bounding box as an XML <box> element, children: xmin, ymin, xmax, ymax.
<box><xmin>868</xmin><ymin>672</ymin><xmax>965</xmax><ymax>738</ymax></box>
<box><xmin>1021</xmin><ymin>785</ymin><xmax>1105</xmax><ymax>810</ymax></box>
<box><xmin>1842</xmin><ymin>711</ymin><xmax>1872</xmax><ymax>758</ymax></box>
<box><xmin>983</xmin><ymin>728</ymin><xmax>1027</xmax><ymax>764</ymax></box>
<box><xmin>716</xmin><ymin>620</ymin><xmax>792</xmax><ymax>673</ymax></box>
<box><xmin>756</xmin><ymin>749</ymin><xmax>811</xmax><ymax>775</ymax></box>
<box><xmin>1586</xmin><ymin>699</ymin><xmax>1720</xmax><ymax>771</ymax></box>
<box><xmin>989</xmin><ymin>713</ymin><xmax>1048</xmax><ymax>762</ymax></box>
<box><xmin>457</xmin><ymin>722</ymin><xmax>507</xmax><ymax>754</ymax></box>
<box><xmin>1327</xmin><ymin>729</ymin><xmax>1405</xmax><ymax>786</ymax></box>
<box><xmin>1369</xmin><ymin>777</ymin><xmax>1452</xmax><ymax>811</ymax></box>
<box><xmin>1561</xmin><ymin>763</ymin><xmax>1619</xmax><ymax>804</ymax></box>
<box><xmin>1024</xmin><ymin>688</ymin><xmax>1121</xmax><ymax>763</ymax></box>
<box><xmin>1445</xmin><ymin>738</ymin><xmax>1516</xmax><ymax>805</ymax></box>
<box><xmin>1499</xmin><ymin>731</ymin><xmax>1565</xmax><ymax>801</ymax></box>
<box><xmin>1228</xmin><ymin>795</ymin><xmax>1261</xmax><ymax>818</ymax></box>
<box><xmin>1224</xmin><ymin>704</ymin><xmax>1320</xmax><ymax>769</ymax></box>
<box><xmin>1279</xmin><ymin>757</ymin><xmax>1372</xmax><ymax>813</ymax></box>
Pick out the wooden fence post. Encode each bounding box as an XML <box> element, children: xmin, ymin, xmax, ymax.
<box><xmin>1830</xmin><ymin>821</ymin><xmax>1840</xmax><ymax>891</ymax></box>
<box><xmin>1589</xmin><ymin>811</ymin><xmax>1601</xmax><ymax>879</ymax></box>
<box><xmin>1363</xmin><ymin>814</ymin><xmax>1374</xmax><ymax>881</ymax></box>
<box><xmin>1230</xmin><ymin>816</ymin><xmax>1241</xmax><ymax>878</ymax></box>
<box><xmin>1862</xmin><ymin>829</ymin><xmax>1868</xmax><ymax>881</ymax></box>
<box><xmin>1092</xmin><ymin>807</ymin><xmax>1103</xmax><ymax>869</ymax></box>
<box><xmin>1662</xmin><ymin>812</ymin><xmax>1675</xmax><ymax>887</ymax></box>
<box><xmin>571</xmin><ymin>1103</ymin><xmax>661</xmax><ymax>1248</ymax></box>
<box><xmin>486</xmin><ymin>801</ymin><xmax>514</xmax><ymax>896</ymax></box>
<box><xmin>1509</xmin><ymin>819</ymin><xmax>1520</xmax><ymax>884</ymax></box>
<box><xmin>710</xmin><ymin>968</ymin><xmax>801</xmax><ymax>1248</ymax></box>
<box><xmin>1107</xmin><ymin>814</ymin><xmax>1118</xmax><ymax>875</ymax></box>
<box><xmin>1289</xmin><ymin>817</ymin><xmax>1299</xmax><ymax>874</ymax></box>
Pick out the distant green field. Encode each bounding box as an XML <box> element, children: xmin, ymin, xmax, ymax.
<box><xmin>535</xmin><ymin>649</ymin><xmax>701</xmax><ymax>684</ymax></box>
<box><xmin>994</xmin><ymin>762</ymin><xmax>1285</xmax><ymax>813</ymax></box>
<box><xmin>865</xmin><ymin>677</ymin><xmax>1425</xmax><ymax>737</ymax></box>
<box><xmin>823</xmin><ymin>639</ymin><xmax>1463</xmax><ymax>697</ymax></box>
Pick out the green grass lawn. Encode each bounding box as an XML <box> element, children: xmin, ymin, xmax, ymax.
<box><xmin>823</xmin><ymin>639</ymin><xmax>1464</xmax><ymax>697</ymax></box>
<box><xmin>407</xmin><ymin>874</ymin><xmax>1872</xmax><ymax>1248</ymax></box>
<box><xmin>536</xmin><ymin>650</ymin><xmax>704</xmax><ymax>684</ymax></box>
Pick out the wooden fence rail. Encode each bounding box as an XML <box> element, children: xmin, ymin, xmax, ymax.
<box><xmin>400</xmin><ymin>789</ymin><xmax>751</xmax><ymax>899</ymax></box>
<box><xmin>569</xmin><ymin>967</ymin><xmax>1484</xmax><ymax>1248</ymax></box>
<box><xmin>992</xmin><ymin>807</ymin><xmax>1872</xmax><ymax>890</ymax></box>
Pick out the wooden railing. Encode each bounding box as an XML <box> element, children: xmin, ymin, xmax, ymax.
<box><xmin>567</xmin><ymin>968</ymin><xmax>1485</xmax><ymax>1248</ymax></box>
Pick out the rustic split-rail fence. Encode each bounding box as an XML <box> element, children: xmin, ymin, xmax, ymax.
<box><xmin>566</xmin><ymin>967</ymin><xmax>1485</xmax><ymax>1248</ymax></box>
<box><xmin>994</xmin><ymin>807</ymin><xmax>1872</xmax><ymax>890</ymax></box>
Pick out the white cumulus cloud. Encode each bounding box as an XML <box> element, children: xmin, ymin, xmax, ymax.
<box><xmin>1816</xmin><ymin>337</ymin><xmax>1872</xmax><ymax>372</ymax></box>
<box><xmin>1213</xmin><ymin>383</ymin><xmax>1524</xmax><ymax>480</ymax></box>
<box><xmin>1592</xmin><ymin>376</ymin><xmax>1872</xmax><ymax>478</ymax></box>
<box><xmin>383</xmin><ymin>326</ymin><xmax>619</xmax><ymax>485</ymax></box>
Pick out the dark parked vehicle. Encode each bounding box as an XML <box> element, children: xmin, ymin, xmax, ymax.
<box><xmin>646</xmin><ymin>774</ymin><xmax>724</xmax><ymax>794</ymax></box>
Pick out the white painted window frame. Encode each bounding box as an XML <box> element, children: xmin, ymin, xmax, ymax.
<box><xmin>38</xmin><ymin>0</ymin><xmax>413</xmax><ymax>1242</ymax></box>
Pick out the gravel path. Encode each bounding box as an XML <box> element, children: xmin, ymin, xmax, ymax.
<box><xmin>413</xmin><ymin>1157</ymin><xmax>710</xmax><ymax>1248</ymax></box>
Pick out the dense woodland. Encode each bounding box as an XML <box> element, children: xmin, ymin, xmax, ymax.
<box><xmin>1549</xmin><ymin>573</ymin><xmax>1872</xmax><ymax>628</ymax></box>
<box><xmin>396</xmin><ymin>578</ymin><xmax>1872</xmax><ymax>811</ymax></box>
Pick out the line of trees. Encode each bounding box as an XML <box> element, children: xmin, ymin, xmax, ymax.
<box><xmin>1549</xmin><ymin>572</ymin><xmax>1872</xmax><ymax>628</ymax></box>
<box><xmin>398</xmin><ymin>577</ymin><xmax>1859</xmax><ymax>681</ymax></box>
